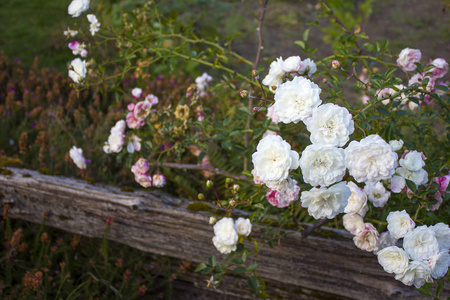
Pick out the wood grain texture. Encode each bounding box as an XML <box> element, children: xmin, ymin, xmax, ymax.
<box><xmin>0</xmin><ymin>167</ymin><xmax>448</xmax><ymax>299</ymax></box>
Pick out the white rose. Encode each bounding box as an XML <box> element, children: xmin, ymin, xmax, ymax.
<box><xmin>389</xmin><ymin>139</ymin><xmax>404</xmax><ymax>151</ymax></box>
<box><xmin>399</xmin><ymin>150</ymin><xmax>425</xmax><ymax>172</ymax></box>
<box><xmin>68</xmin><ymin>0</ymin><xmax>89</xmax><ymax>17</ymax></box>
<box><xmin>152</xmin><ymin>174</ymin><xmax>166</xmax><ymax>188</ymax></box>
<box><xmin>386</xmin><ymin>210</ymin><xmax>415</xmax><ymax>239</ymax></box>
<box><xmin>377</xmin><ymin>246</ymin><xmax>410</xmax><ymax>274</ymax></box>
<box><xmin>212</xmin><ymin>217</ymin><xmax>238</xmax><ymax>254</ymax></box>
<box><xmin>344</xmin><ymin>182</ymin><xmax>368</xmax><ymax>216</ymax></box>
<box><xmin>364</xmin><ymin>181</ymin><xmax>390</xmax><ymax>208</ymax></box>
<box><xmin>282</xmin><ymin>56</ymin><xmax>301</xmax><ymax>73</ymax></box>
<box><xmin>273</xmin><ymin>76</ymin><xmax>322</xmax><ymax>124</ymax></box>
<box><xmin>300</xmin><ymin>182</ymin><xmax>351</xmax><ymax>220</ymax></box>
<box><xmin>131</xmin><ymin>87</ymin><xmax>143</xmax><ymax>98</ymax></box>
<box><xmin>111</xmin><ymin>120</ymin><xmax>126</xmax><ymax>134</ymax></box>
<box><xmin>395</xmin><ymin>260</ymin><xmax>432</xmax><ymax>288</ymax></box>
<box><xmin>353</xmin><ymin>223</ymin><xmax>379</xmax><ymax>252</ymax></box>
<box><xmin>299</xmin><ymin>144</ymin><xmax>346</xmax><ymax>187</ymax></box>
<box><xmin>396</xmin><ymin>167</ymin><xmax>428</xmax><ymax>186</ymax></box>
<box><xmin>108</xmin><ymin>132</ymin><xmax>125</xmax><ymax>153</ymax></box>
<box><xmin>252</xmin><ymin>135</ymin><xmax>299</xmax><ymax>189</ymax></box>
<box><xmin>376</xmin><ymin>231</ymin><xmax>398</xmax><ymax>253</ymax></box>
<box><xmin>212</xmin><ymin>237</ymin><xmax>236</xmax><ymax>254</ymax></box>
<box><xmin>430</xmin><ymin>223</ymin><xmax>450</xmax><ymax>250</ymax></box>
<box><xmin>262</xmin><ymin>57</ymin><xmax>285</xmax><ymax>92</ymax></box>
<box><xmin>305</xmin><ymin>103</ymin><xmax>354</xmax><ymax>147</ymax></box>
<box><xmin>345</xmin><ymin>134</ymin><xmax>398</xmax><ymax>183</ymax></box>
<box><xmin>427</xmin><ymin>251</ymin><xmax>450</xmax><ymax>279</ymax></box>
<box><xmin>403</xmin><ymin>226</ymin><xmax>440</xmax><ymax>261</ymax></box>
<box><xmin>68</xmin><ymin>58</ymin><xmax>87</xmax><ymax>83</ymax></box>
<box><xmin>234</xmin><ymin>218</ymin><xmax>252</xmax><ymax>237</ymax></box>
<box><xmin>390</xmin><ymin>175</ymin><xmax>406</xmax><ymax>193</ymax></box>
<box><xmin>69</xmin><ymin>146</ymin><xmax>87</xmax><ymax>169</ymax></box>
<box><xmin>343</xmin><ymin>213</ymin><xmax>365</xmax><ymax>235</ymax></box>
<box><xmin>298</xmin><ymin>58</ymin><xmax>317</xmax><ymax>76</ymax></box>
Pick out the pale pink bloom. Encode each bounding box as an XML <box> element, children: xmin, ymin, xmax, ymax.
<box><xmin>201</xmin><ymin>155</ymin><xmax>214</xmax><ymax>178</ymax></box>
<box><xmin>145</xmin><ymin>94</ymin><xmax>159</xmax><ymax>105</ymax></box>
<box><xmin>152</xmin><ymin>174</ymin><xmax>166</xmax><ymax>188</ymax></box>
<box><xmin>267</xmin><ymin>104</ymin><xmax>280</xmax><ymax>124</ymax></box>
<box><xmin>131</xmin><ymin>88</ymin><xmax>143</xmax><ymax>99</ymax></box>
<box><xmin>131</xmin><ymin>158</ymin><xmax>150</xmax><ymax>175</ymax></box>
<box><xmin>408</xmin><ymin>73</ymin><xmax>435</xmax><ymax>92</ymax></box>
<box><xmin>266</xmin><ymin>179</ymin><xmax>300</xmax><ymax>208</ymax></box>
<box><xmin>332</xmin><ymin>60</ymin><xmax>341</xmax><ymax>69</ymax></box>
<box><xmin>126</xmin><ymin>112</ymin><xmax>145</xmax><ymax>129</ymax></box>
<box><xmin>428</xmin><ymin>58</ymin><xmax>448</xmax><ymax>79</ymax></box>
<box><xmin>196</xmin><ymin>106</ymin><xmax>204</xmax><ymax>122</ymax></box>
<box><xmin>427</xmin><ymin>173</ymin><xmax>450</xmax><ymax>211</ymax></box>
<box><xmin>127</xmin><ymin>103</ymin><xmax>136</xmax><ymax>112</ymax></box>
<box><xmin>251</xmin><ymin>169</ymin><xmax>263</xmax><ymax>184</ymax></box>
<box><xmin>353</xmin><ymin>223</ymin><xmax>379</xmax><ymax>252</ymax></box>
<box><xmin>397</xmin><ymin>48</ymin><xmax>421</xmax><ymax>72</ymax></box>
<box><xmin>135</xmin><ymin>173</ymin><xmax>152</xmax><ymax>188</ymax></box>
<box><xmin>390</xmin><ymin>175</ymin><xmax>406</xmax><ymax>193</ymax></box>
<box><xmin>68</xmin><ymin>41</ymin><xmax>87</xmax><ymax>57</ymax></box>
<box><xmin>343</xmin><ymin>213</ymin><xmax>365</xmax><ymax>236</ymax></box>
<box><xmin>361</xmin><ymin>94</ymin><xmax>371</xmax><ymax>105</ymax></box>
<box><xmin>134</xmin><ymin>100</ymin><xmax>151</xmax><ymax>120</ymax></box>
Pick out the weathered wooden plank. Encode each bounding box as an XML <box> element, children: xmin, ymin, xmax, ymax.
<box><xmin>0</xmin><ymin>167</ymin><xmax>447</xmax><ymax>299</ymax></box>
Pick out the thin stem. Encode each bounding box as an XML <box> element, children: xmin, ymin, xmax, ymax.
<box><xmin>301</xmin><ymin>218</ymin><xmax>329</xmax><ymax>241</ymax></box>
<box><xmin>155</xmin><ymin>162</ymin><xmax>252</xmax><ymax>183</ymax></box>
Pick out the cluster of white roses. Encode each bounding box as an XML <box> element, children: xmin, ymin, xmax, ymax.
<box><xmin>66</xmin><ymin>0</ymin><xmax>101</xmax><ymax>83</ymax></box>
<box><xmin>252</xmin><ymin>55</ymin><xmax>450</xmax><ymax>288</ymax></box>
<box><xmin>378</xmin><ymin>210</ymin><xmax>450</xmax><ymax>288</ymax></box>
<box><xmin>212</xmin><ymin>217</ymin><xmax>252</xmax><ymax>254</ymax></box>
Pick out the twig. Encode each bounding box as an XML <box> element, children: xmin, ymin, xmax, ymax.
<box><xmin>319</xmin><ymin>0</ymin><xmax>362</xmax><ymax>53</ymax></box>
<box><xmin>244</xmin><ymin>0</ymin><xmax>269</xmax><ymax>171</ymax></box>
<box><xmin>300</xmin><ymin>218</ymin><xmax>329</xmax><ymax>241</ymax></box>
<box><xmin>155</xmin><ymin>162</ymin><xmax>252</xmax><ymax>183</ymax></box>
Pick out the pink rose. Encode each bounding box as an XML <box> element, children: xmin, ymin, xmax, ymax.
<box><xmin>428</xmin><ymin>58</ymin><xmax>448</xmax><ymax>79</ymax></box>
<box><xmin>126</xmin><ymin>112</ymin><xmax>145</xmax><ymax>129</ymax></box>
<box><xmin>131</xmin><ymin>158</ymin><xmax>150</xmax><ymax>175</ymax></box>
<box><xmin>397</xmin><ymin>48</ymin><xmax>421</xmax><ymax>72</ymax></box>
<box><xmin>135</xmin><ymin>173</ymin><xmax>152</xmax><ymax>188</ymax></box>
<box><xmin>134</xmin><ymin>100</ymin><xmax>152</xmax><ymax>120</ymax></box>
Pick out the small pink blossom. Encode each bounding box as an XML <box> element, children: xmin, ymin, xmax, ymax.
<box><xmin>126</xmin><ymin>112</ymin><xmax>145</xmax><ymax>129</ymax></box>
<box><xmin>127</xmin><ymin>103</ymin><xmax>136</xmax><ymax>112</ymax></box>
<box><xmin>135</xmin><ymin>173</ymin><xmax>152</xmax><ymax>188</ymax></box>
<box><xmin>68</xmin><ymin>41</ymin><xmax>87</xmax><ymax>57</ymax></box>
<box><xmin>408</xmin><ymin>73</ymin><xmax>435</xmax><ymax>92</ymax></box>
<box><xmin>267</xmin><ymin>104</ymin><xmax>280</xmax><ymax>124</ymax></box>
<box><xmin>397</xmin><ymin>48</ymin><xmax>421</xmax><ymax>72</ymax></box>
<box><xmin>152</xmin><ymin>174</ymin><xmax>166</xmax><ymax>188</ymax></box>
<box><xmin>332</xmin><ymin>60</ymin><xmax>341</xmax><ymax>69</ymax></box>
<box><xmin>145</xmin><ymin>94</ymin><xmax>159</xmax><ymax>105</ymax></box>
<box><xmin>131</xmin><ymin>158</ymin><xmax>150</xmax><ymax>175</ymax></box>
<box><xmin>266</xmin><ymin>179</ymin><xmax>300</xmax><ymax>208</ymax></box>
<box><xmin>428</xmin><ymin>58</ymin><xmax>448</xmax><ymax>79</ymax></box>
<box><xmin>434</xmin><ymin>173</ymin><xmax>450</xmax><ymax>193</ymax></box>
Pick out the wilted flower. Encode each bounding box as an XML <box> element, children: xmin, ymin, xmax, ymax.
<box><xmin>69</xmin><ymin>146</ymin><xmax>87</xmax><ymax>169</ymax></box>
<box><xmin>86</xmin><ymin>14</ymin><xmax>100</xmax><ymax>36</ymax></box>
<box><xmin>353</xmin><ymin>223</ymin><xmax>379</xmax><ymax>252</ymax></box>
<box><xmin>152</xmin><ymin>174</ymin><xmax>166</xmax><ymax>188</ymax></box>
<box><xmin>134</xmin><ymin>100</ymin><xmax>152</xmax><ymax>120</ymax></box>
<box><xmin>131</xmin><ymin>158</ymin><xmax>150</xmax><ymax>175</ymax></box>
<box><xmin>135</xmin><ymin>173</ymin><xmax>152</xmax><ymax>188</ymax></box>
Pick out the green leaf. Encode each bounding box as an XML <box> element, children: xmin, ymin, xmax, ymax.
<box><xmin>436</xmin><ymin>280</ymin><xmax>444</xmax><ymax>298</ymax></box>
<box><xmin>303</xmin><ymin>28</ymin><xmax>311</xmax><ymax>42</ymax></box>
<box><xmin>208</xmin><ymin>255</ymin><xmax>216</xmax><ymax>267</ymax></box>
<box><xmin>254</xmin><ymin>203</ymin><xmax>265</xmax><ymax>210</ymax></box>
<box><xmin>232</xmin><ymin>258</ymin><xmax>244</xmax><ymax>264</ymax></box>
<box><xmin>233</xmin><ymin>266</ymin><xmax>246</xmax><ymax>274</ymax></box>
<box><xmin>376</xmin><ymin>107</ymin><xmax>390</xmax><ymax>116</ymax></box>
<box><xmin>294</xmin><ymin>40</ymin><xmax>305</xmax><ymax>49</ymax></box>
<box><xmin>405</xmin><ymin>179</ymin><xmax>417</xmax><ymax>193</ymax></box>
<box><xmin>194</xmin><ymin>263</ymin><xmax>207</xmax><ymax>272</ymax></box>
<box><xmin>202</xmin><ymin>266</ymin><xmax>214</xmax><ymax>274</ymax></box>
<box><xmin>417</xmin><ymin>282</ymin><xmax>432</xmax><ymax>296</ymax></box>
<box><xmin>248</xmin><ymin>275</ymin><xmax>260</xmax><ymax>292</ymax></box>
<box><xmin>247</xmin><ymin>263</ymin><xmax>258</xmax><ymax>272</ymax></box>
